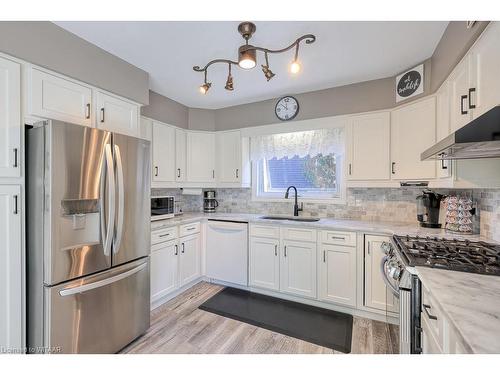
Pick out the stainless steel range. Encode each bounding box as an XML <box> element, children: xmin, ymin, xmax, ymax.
<box><xmin>392</xmin><ymin>235</ymin><xmax>500</xmax><ymax>276</ymax></box>
<box><xmin>382</xmin><ymin>234</ymin><xmax>500</xmax><ymax>355</ymax></box>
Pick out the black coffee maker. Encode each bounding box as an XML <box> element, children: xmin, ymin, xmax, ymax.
<box><xmin>416</xmin><ymin>190</ymin><xmax>445</xmax><ymax>228</ymax></box>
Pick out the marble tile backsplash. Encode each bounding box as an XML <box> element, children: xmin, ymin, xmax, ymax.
<box><xmin>152</xmin><ymin>187</ymin><xmax>500</xmax><ymax>242</ymax></box>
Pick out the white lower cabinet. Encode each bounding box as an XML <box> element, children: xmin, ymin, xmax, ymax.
<box><xmin>318</xmin><ymin>244</ymin><xmax>356</xmax><ymax>307</ymax></box>
<box><xmin>249</xmin><ymin>226</ymin><xmax>317</xmax><ymax>299</ymax></box>
<box><xmin>364</xmin><ymin>235</ymin><xmax>398</xmax><ymax>313</ymax></box>
<box><xmin>150</xmin><ymin>240</ymin><xmax>179</xmax><ymax>301</ymax></box>
<box><xmin>150</xmin><ymin>222</ymin><xmax>201</xmax><ymax>306</ymax></box>
<box><xmin>249</xmin><ymin>236</ymin><xmax>280</xmax><ymax>291</ymax></box>
<box><xmin>179</xmin><ymin>233</ymin><xmax>201</xmax><ymax>287</ymax></box>
<box><xmin>0</xmin><ymin>185</ymin><xmax>22</xmax><ymax>350</ymax></box>
<box><xmin>280</xmin><ymin>240</ymin><xmax>317</xmax><ymax>298</ymax></box>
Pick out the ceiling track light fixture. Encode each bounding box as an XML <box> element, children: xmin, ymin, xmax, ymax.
<box><xmin>193</xmin><ymin>22</ymin><xmax>316</xmax><ymax>94</ymax></box>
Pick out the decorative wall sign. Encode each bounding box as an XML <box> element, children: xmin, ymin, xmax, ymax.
<box><xmin>396</xmin><ymin>64</ymin><xmax>424</xmax><ymax>102</ymax></box>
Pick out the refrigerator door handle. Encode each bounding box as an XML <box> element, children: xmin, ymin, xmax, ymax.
<box><xmin>113</xmin><ymin>144</ymin><xmax>125</xmax><ymax>254</ymax></box>
<box><xmin>58</xmin><ymin>262</ymin><xmax>147</xmax><ymax>297</ymax></box>
<box><xmin>100</xmin><ymin>143</ymin><xmax>116</xmax><ymax>257</ymax></box>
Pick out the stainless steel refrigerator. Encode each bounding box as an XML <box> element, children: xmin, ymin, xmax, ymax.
<box><xmin>26</xmin><ymin>120</ymin><xmax>151</xmax><ymax>353</ymax></box>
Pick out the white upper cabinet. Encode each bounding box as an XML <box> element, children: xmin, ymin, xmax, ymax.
<box><xmin>0</xmin><ymin>185</ymin><xmax>22</xmax><ymax>350</ymax></box>
<box><xmin>448</xmin><ymin>57</ymin><xmax>473</xmax><ymax>132</ymax></box>
<box><xmin>0</xmin><ymin>56</ymin><xmax>21</xmax><ymax>178</ymax></box>
<box><xmin>217</xmin><ymin>130</ymin><xmax>241</xmax><ymax>183</ymax></box>
<box><xmin>175</xmin><ymin>129</ymin><xmax>187</xmax><ymax>182</ymax></box>
<box><xmin>468</xmin><ymin>22</ymin><xmax>500</xmax><ymax>119</ymax></box>
<box><xmin>29</xmin><ymin>67</ymin><xmax>92</xmax><ymax>127</ymax></box>
<box><xmin>435</xmin><ymin>82</ymin><xmax>452</xmax><ymax>179</ymax></box>
<box><xmin>152</xmin><ymin>122</ymin><xmax>176</xmax><ymax>183</ymax></box>
<box><xmin>216</xmin><ymin>130</ymin><xmax>251</xmax><ymax>186</ymax></box>
<box><xmin>187</xmin><ymin>131</ymin><xmax>216</xmax><ymax>182</ymax></box>
<box><xmin>96</xmin><ymin>91</ymin><xmax>139</xmax><ymax>137</ymax></box>
<box><xmin>347</xmin><ymin>112</ymin><xmax>390</xmax><ymax>180</ymax></box>
<box><xmin>139</xmin><ymin>117</ymin><xmax>153</xmax><ymax>141</ymax></box>
<box><xmin>391</xmin><ymin>97</ymin><xmax>437</xmax><ymax>180</ymax></box>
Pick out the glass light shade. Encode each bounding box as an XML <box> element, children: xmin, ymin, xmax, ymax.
<box><xmin>199</xmin><ymin>82</ymin><xmax>211</xmax><ymax>94</ymax></box>
<box><xmin>290</xmin><ymin>60</ymin><xmax>301</xmax><ymax>74</ymax></box>
<box><xmin>238</xmin><ymin>45</ymin><xmax>256</xmax><ymax>69</ymax></box>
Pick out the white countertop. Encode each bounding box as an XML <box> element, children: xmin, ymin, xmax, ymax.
<box><xmin>154</xmin><ymin>212</ymin><xmax>500</xmax><ymax>353</ymax></box>
<box><xmin>415</xmin><ymin>267</ymin><xmax>500</xmax><ymax>354</ymax></box>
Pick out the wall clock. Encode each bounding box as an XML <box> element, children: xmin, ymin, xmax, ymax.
<box><xmin>275</xmin><ymin>96</ymin><xmax>299</xmax><ymax>121</ymax></box>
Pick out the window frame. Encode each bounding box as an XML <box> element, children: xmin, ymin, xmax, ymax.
<box><xmin>250</xmin><ymin>130</ymin><xmax>347</xmax><ymax>205</ymax></box>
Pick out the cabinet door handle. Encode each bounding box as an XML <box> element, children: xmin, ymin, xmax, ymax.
<box><xmin>177</xmin><ymin>168</ymin><xmax>181</xmax><ymax>178</ymax></box>
<box><xmin>212</xmin><ymin>170</ymin><xmax>215</xmax><ymax>179</ymax></box>
<box><xmin>460</xmin><ymin>95</ymin><xmax>468</xmax><ymax>115</ymax></box>
<box><xmin>468</xmin><ymin>88</ymin><xmax>476</xmax><ymax>109</ymax></box>
<box><xmin>236</xmin><ymin>169</ymin><xmax>239</xmax><ymax>179</ymax></box>
<box><xmin>85</xmin><ymin>103</ymin><xmax>91</xmax><ymax>119</ymax></box>
<box><xmin>274</xmin><ymin>244</ymin><xmax>278</xmax><ymax>256</ymax></box>
<box><xmin>13</xmin><ymin>148</ymin><xmax>18</xmax><ymax>168</ymax></box>
<box><xmin>13</xmin><ymin>195</ymin><xmax>18</xmax><ymax>215</ymax></box>
<box><xmin>323</xmin><ymin>250</ymin><xmax>326</xmax><ymax>263</ymax></box>
<box><xmin>441</xmin><ymin>159</ymin><xmax>448</xmax><ymax>170</ymax></box>
<box><xmin>181</xmin><ymin>243</ymin><xmax>185</xmax><ymax>254</ymax></box>
<box><xmin>284</xmin><ymin>245</ymin><xmax>287</xmax><ymax>257</ymax></box>
<box><xmin>422</xmin><ymin>304</ymin><xmax>438</xmax><ymax>320</ymax></box>
<box><xmin>348</xmin><ymin>163</ymin><xmax>352</xmax><ymax>175</ymax></box>
<box><xmin>391</xmin><ymin>162</ymin><xmax>396</xmax><ymax>175</ymax></box>
<box><xmin>367</xmin><ymin>242</ymin><xmax>370</xmax><ymax>255</ymax></box>
<box><xmin>330</xmin><ymin>236</ymin><xmax>345</xmax><ymax>240</ymax></box>
<box><xmin>154</xmin><ymin>166</ymin><xmax>159</xmax><ymax>177</ymax></box>
<box><xmin>186</xmin><ymin>227</ymin><xmax>195</xmax><ymax>231</ymax></box>
<box><xmin>159</xmin><ymin>233</ymin><xmax>170</xmax><ymax>238</ymax></box>
<box><xmin>174</xmin><ymin>244</ymin><xmax>178</xmax><ymax>255</ymax></box>
<box><xmin>100</xmin><ymin>108</ymin><xmax>105</xmax><ymax>123</ymax></box>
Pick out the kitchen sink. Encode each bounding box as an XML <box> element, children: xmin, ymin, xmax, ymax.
<box><xmin>259</xmin><ymin>215</ymin><xmax>320</xmax><ymax>222</ymax></box>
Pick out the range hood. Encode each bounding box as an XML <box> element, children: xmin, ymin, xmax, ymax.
<box><xmin>421</xmin><ymin>106</ymin><xmax>500</xmax><ymax>160</ymax></box>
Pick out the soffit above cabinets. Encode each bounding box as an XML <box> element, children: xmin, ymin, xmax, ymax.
<box><xmin>55</xmin><ymin>21</ymin><xmax>448</xmax><ymax>109</ymax></box>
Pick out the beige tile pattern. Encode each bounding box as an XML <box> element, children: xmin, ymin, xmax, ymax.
<box><xmin>121</xmin><ymin>282</ymin><xmax>399</xmax><ymax>354</ymax></box>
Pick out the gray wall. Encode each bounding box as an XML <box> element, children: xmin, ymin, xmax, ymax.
<box><xmin>141</xmin><ymin>91</ymin><xmax>189</xmax><ymax>129</ymax></box>
<box><xmin>188</xmin><ymin>108</ymin><xmax>216</xmax><ymax>131</ymax></box>
<box><xmin>0</xmin><ymin>21</ymin><xmax>150</xmax><ymax>104</ymax></box>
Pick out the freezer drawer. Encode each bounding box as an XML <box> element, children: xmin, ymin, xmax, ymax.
<box><xmin>43</xmin><ymin>258</ymin><xmax>150</xmax><ymax>353</ymax></box>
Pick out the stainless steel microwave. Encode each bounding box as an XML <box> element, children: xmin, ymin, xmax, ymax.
<box><xmin>151</xmin><ymin>196</ymin><xmax>175</xmax><ymax>221</ymax></box>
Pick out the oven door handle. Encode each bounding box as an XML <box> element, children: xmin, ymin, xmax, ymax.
<box><xmin>380</xmin><ymin>256</ymin><xmax>400</xmax><ymax>297</ymax></box>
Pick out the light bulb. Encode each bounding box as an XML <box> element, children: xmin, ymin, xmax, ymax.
<box><xmin>239</xmin><ymin>58</ymin><xmax>256</xmax><ymax>70</ymax></box>
<box><xmin>199</xmin><ymin>82</ymin><xmax>211</xmax><ymax>94</ymax></box>
<box><xmin>290</xmin><ymin>60</ymin><xmax>301</xmax><ymax>74</ymax></box>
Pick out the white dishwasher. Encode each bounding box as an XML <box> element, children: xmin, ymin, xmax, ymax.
<box><xmin>206</xmin><ymin>220</ymin><xmax>248</xmax><ymax>286</ymax></box>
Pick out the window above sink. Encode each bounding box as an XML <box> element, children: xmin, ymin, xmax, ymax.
<box><xmin>250</xmin><ymin>127</ymin><xmax>346</xmax><ymax>203</ymax></box>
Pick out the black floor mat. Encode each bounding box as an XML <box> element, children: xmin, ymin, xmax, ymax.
<box><xmin>199</xmin><ymin>287</ymin><xmax>353</xmax><ymax>353</ymax></box>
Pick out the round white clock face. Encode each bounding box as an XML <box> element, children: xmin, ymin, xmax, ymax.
<box><xmin>275</xmin><ymin>96</ymin><xmax>299</xmax><ymax>121</ymax></box>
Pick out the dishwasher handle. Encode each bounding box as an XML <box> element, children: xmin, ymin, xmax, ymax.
<box><xmin>207</xmin><ymin>223</ymin><xmax>248</xmax><ymax>234</ymax></box>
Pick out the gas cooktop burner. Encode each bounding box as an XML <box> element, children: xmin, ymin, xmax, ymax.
<box><xmin>392</xmin><ymin>235</ymin><xmax>500</xmax><ymax>276</ymax></box>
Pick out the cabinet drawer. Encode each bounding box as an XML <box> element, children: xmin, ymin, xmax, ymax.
<box><xmin>281</xmin><ymin>227</ymin><xmax>317</xmax><ymax>242</ymax></box>
<box><xmin>250</xmin><ymin>225</ymin><xmax>280</xmax><ymax>239</ymax></box>
<box><xmin>179</xmin><ymin>221</ymin><xmax>200</xmax><ymax>237</ymax></box>
<box><xmin>321</xmin><ymin>230</ymin><xmax>356</xmax><ymax>247</ymax></box>
<box><xmin>151</xmin><ymin>226</ymin><xmax>178</xmax><ymax>245</ymax></box>
<box><xmin>422</xmin><ymin>286</ymin><xmax>445</xmax><ymax>350</ymax></box>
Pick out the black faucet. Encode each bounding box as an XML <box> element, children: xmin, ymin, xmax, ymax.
<box><xmin>285</xmin><ymin>186</ymin><xmax>303</xmax><ymax>216</ymax></box>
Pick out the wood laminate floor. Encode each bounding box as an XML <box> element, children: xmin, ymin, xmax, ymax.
<box><xmin>121</xmin><ymin>282</ymin><xmax>399</xmax><ymax>354</ymax></box>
